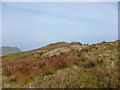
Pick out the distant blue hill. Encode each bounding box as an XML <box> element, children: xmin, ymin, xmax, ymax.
<box><xmin>0</xmin><ymin>46</ymin><xmax>21</xmax><ymax>56</ymax></box>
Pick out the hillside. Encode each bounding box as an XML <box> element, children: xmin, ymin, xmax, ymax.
<box><xmin>1</xmin><ymin>40</ymin><xmax>119</xmax><ymax>88</ymax></box>
<box><xmin>0</xmin><ymin>46</ymin><xmax>21</xmax><ymax>56</ymax></box>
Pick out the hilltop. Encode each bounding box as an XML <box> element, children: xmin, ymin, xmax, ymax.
<box><xmin>0</xmin><ymin>46</ymin><xmax>21</xmax><ymax>56</ymax></box>
<box><xmin>2</xmin><ymin>40</ymin><xmax>119</xmax><ymax>88</ymax></box>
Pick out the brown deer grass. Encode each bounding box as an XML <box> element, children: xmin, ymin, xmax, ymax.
<box><xmin>2</xmin><ymin>54</ymin><xmax>78</xmax><ymax>84</ymax></box>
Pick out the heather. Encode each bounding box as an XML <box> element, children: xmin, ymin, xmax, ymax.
<box><xmin>2</xmin><ymin>40</ymin><xmax>119</xmax><ymax>88</ymax></box>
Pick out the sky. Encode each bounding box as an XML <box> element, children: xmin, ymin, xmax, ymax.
<box><xmin>2</xmin><ymin>2</ymin><xmax>118</xmax><ymax>51</ymax></box>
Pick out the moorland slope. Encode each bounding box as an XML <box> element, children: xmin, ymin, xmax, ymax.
<box><xmin>2</xmin><ymin>40</ymin><xmax>119</xmax><ymax>88</ymax></box>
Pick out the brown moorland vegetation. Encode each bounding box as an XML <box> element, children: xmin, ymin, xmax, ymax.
<box><xmin>1</xmin><ymin>40</ymin><xmax>119</xmax><ymax>88</ymax></box>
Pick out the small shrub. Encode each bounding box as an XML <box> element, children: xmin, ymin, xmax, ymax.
<box><xmin>44</xmin><ymin>70</ymin><xmax>53</xmax><ymax>76</ymax></box>
<box><xmin>10</xmin><ymin>78</ymin><xmax>17</xmax><ymax>82</ymax></box>
<box><xmin>54</xmin><ymin>66</ymin><xmax>64</xmax><ymax>71</ymax></box>
<box><xmin>85</xmin><ymin>62</ymin><xmax>95</xmax><ymax>68</ymax></box>
<box><xmin>85</xmin><ymin>58</ymin><xmax>103</xmax><ymax>68</ymax></box>
<box><xmin>71</xmin><ymin>42</ymin><xmax>82</xmax><ymax>45</ymax></box>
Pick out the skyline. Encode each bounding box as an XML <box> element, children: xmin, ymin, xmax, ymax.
<box><xmin>2</xmin><ymin>2</ymin><xmax>118</xmax><ymax>51</ymax></box>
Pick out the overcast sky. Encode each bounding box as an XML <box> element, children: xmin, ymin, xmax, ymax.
<box><xmin>2</xmin><ymin>2</ymin><xmax>118</xmax><ymax>51</ymax></box>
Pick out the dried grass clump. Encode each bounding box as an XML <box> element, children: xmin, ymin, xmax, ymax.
<box><xmin>42</xmin><ymin>47</ymin><xmax>70</xmax><ymax>58</ymax></box>
<box><xmin>27</xmin><ymin>66</ymin><xmax>98</xmax><ymax>88</ymax></box>
<box><xmin>95</xmin><ymin>65</ymin><xmax>118</xmax><ymax>88</ymax></box>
